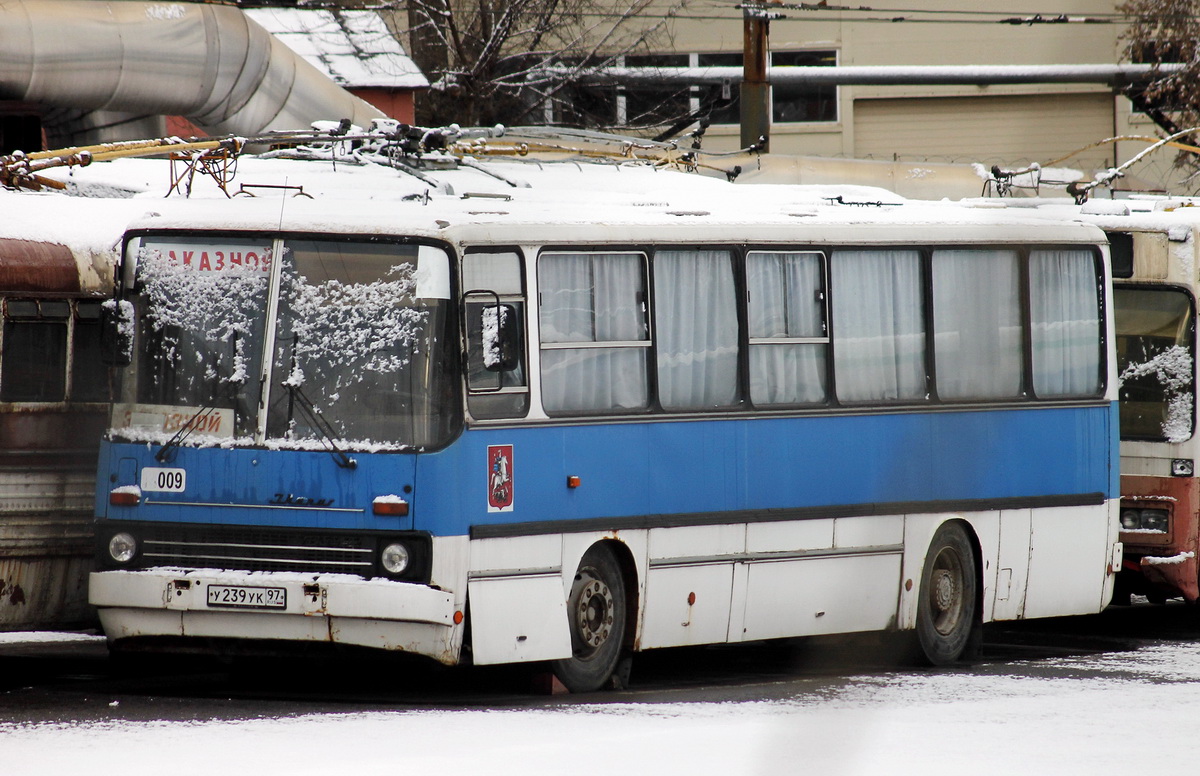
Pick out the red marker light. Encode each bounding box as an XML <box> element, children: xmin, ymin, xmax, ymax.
<box><xmin>567</xmin><ymin>475</ymin><xmax>581</xmax><ymax>489</ymax></box>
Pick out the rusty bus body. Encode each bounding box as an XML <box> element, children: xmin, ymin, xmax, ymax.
<box><xmin>0</xmin><ymin>235</ymin><xmax>116</xmax><ymax>629</ymax></box>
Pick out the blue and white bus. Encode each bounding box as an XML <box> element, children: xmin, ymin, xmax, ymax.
<box><xmin>87</xmin><ymin>148</ymin><xmax>1121</xmax><ymax>691</ymax></box>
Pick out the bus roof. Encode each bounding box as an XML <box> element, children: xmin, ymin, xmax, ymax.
<box><xmin>5</xmin><ymin>134</ymin><xmax>1109</xmax><ymax>254</ymax></box>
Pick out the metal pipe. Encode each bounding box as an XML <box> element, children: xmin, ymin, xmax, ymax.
<box><xmin>573</xmin><ymin>63</ymin><xmax>1181</xmax><ymax>88</ymax></box>
<box><xmin>0</xmin><ymin>1</ymin><xmax>382</xmax><ymax>141</ymax></box>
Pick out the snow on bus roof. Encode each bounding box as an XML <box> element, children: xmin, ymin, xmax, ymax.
<box><xmin>8</xmin><ymin>146</ymin><xmax>1108</xmax><ymax>251</ymax></box>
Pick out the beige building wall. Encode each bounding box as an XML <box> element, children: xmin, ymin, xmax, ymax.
<box><xmin>643</xmin><ymin>1</ymin><xmax>1183</xmax><ymax>193</ymax></box>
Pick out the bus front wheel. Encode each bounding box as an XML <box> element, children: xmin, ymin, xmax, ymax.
<box><xmin>915</xmin><ymin>522</ymin><xmax>977</xmax><ymax>666</ymax></box>
<box><xmin>551</xmin><ymin>544</ymin><xmax>627</xmax><ymax>693</ymax></box>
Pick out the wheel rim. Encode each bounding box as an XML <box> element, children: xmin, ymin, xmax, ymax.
<box><xmin>929</xmin><ymin>546</ymin><xmax>965</xmax><ymax>636</ymax></box>
<box><xmin>572</xmin><ymin>570</ymin><xmax>614</xmax><ymax>658</ymax></box>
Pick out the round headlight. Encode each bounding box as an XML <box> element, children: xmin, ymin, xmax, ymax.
<box><xmin>108</xmin><ymin>532</ymin><xmax>138</xmax><ymax>564</ymax></box>
<box><xmin>1120</xmin><ymin>509</ymin><xmax>1140</xmax><ymax>529</ymax></box>
<box><xmin>380</xmin><ymin>542</ymin><xmax>411</xmax><ymax>575</ymax></box>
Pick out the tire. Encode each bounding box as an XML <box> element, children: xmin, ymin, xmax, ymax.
<box><xmin>551</xmin><ymin>544</ymin><xmax>627</xmax><ymax>693</ymax></box>
<box><xmin>915</xmin><ymin>522</ymin><xmax>977</xmax><ymax>666</ymax></box>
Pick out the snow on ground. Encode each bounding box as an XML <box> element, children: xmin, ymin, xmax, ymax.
<box><xmin>3</xmin><ymin>641</ymin><xmax>1199</xmax><ymax>775</ymax></box>
<box><xmin>0</xmin><ymin>632</ymin><xmax>104</xmax><ymax>645</ymax></box>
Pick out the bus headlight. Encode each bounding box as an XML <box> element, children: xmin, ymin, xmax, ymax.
<box><xmin>380</xmin><ymin>542</ymin><xmax>411</xmax><ymax>575</ymax></box>
<box><xmin>108</xmin><ymin>532</ymin><xmax>139</xmax><ymax>564</ymax></box>
<box><xmin>1120</xmin><ymin>508</ymin><xmax>1170</xmax><ymax>534</ymax></box>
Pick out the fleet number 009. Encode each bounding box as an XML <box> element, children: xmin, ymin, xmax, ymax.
<box><xmin>140</xmin><ymin>467</ymin><xmax>186</xmax><ymax>493</ymax></box>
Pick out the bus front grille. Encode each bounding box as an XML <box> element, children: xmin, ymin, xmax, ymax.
<box><xmin>107</xmin><ymin>523</ymin><xmax>377</xmax><ymax>576</ymax></box>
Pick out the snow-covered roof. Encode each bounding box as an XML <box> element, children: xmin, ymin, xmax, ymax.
<box><xmin>17</xmin><ymin>148</ymin><xmax>1106</xmax><ymax>256</ymax></box>
<box><xmin>244</xmin><ymin>8</ymin><xmax>429</xmax><ymax>90</ymax></box>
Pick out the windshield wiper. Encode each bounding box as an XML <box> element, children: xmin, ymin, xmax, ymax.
<box><xmin>155</xmin><ymin>404</ymin><xmax>218</xmax><ymax>463</ymax></box>
<box><xmin>283</xmin><ymin>381</ymin><xmax>357</xmax><ymax>469</ymax></box>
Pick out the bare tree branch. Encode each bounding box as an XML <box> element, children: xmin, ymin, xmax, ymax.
<box><xmin>399</xmin><ymin>0</ymin><xmax>693</xmax><ymax>127</ymax></box>
<box><xmin>1119</xmin><ymin>0</ymin><xmax>1200</xmax><ymax>171</ymax></box>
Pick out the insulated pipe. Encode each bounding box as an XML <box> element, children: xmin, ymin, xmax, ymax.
<box><xmin>0</xmin><ymin>0</ymin><xmax>383</xmax><ymax>137</ymax></box>
<box><xmin>572</xmin><ymin>63</ymin><xmax>1184</xmax><ymax>88</ymax></box>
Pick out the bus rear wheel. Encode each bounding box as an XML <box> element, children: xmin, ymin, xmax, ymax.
<box><xmin>551</xmin><ymin>544</ymin><xmax>627</xmax><ymax>693</ymax></box>
<box><xmin>915</xmin><ymin>522</ymin><xmax>977</xmax><ymax>666</ymax></box>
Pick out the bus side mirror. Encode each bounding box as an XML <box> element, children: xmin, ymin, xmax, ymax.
<box><xmin>481</xmin><ymin>303</ymin><xmax>519</xmax><ymax>372</ymax></box>
<box><xmin>100</xmin><ymin>299</ymin><xmax>134</xmax><ymax>366</ymax></box>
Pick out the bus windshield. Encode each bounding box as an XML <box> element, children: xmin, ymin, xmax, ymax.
<box><xmin>1115</xmin><ymin>286</ymin><xmax>1195</xmax><ymax>442</ymax></box>
<box><xmin>113</xmin><ymin>236</ymin><xmax>459</xmax><ymax>451</ymax></box>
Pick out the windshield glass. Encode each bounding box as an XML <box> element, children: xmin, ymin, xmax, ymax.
<box><xmin>266</xmin><ymin>240</ymin><xmax>457</xmax><ymax>449</ymax></box>
<box><xmin>1115</xmin><ymin>286</ymin><xmax>1195</xmax><ymax>442</ymax></box>
<box><xmin>121</xmin><ymin>237</ymin><xmax>272</xmax><ymax>440</ymax></box>
<box><xmin>113</xmin><ymin>236</ymin><xmax>458</xmax><ymax>451</ymax></box>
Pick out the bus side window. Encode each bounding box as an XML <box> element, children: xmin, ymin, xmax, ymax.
<box><xmin>1029</xmin><ymin>249</ymin><xmax>1104</xmax><ymax>398</ymax></box>
<box><xmin>746</xmin><ymin>251</ymin><xmax>829</xmax><ymax>406</ymax></box>
<box><xmin>71</xmin><ymin>301</ymin><xmax>111</xmax><ymax>403</ymax></box>
<box><xmin>1107</xmin><ymin>232</ymin><xmax>1134</xmax><ymax>279</ymax></box>
<box><xmin>1</xmin><ymin>299</ymin><xmax>69</xmax><ymax>402</ymax></box>
<box><xmin>653</xmin><ymin>249</ymin><xmax>739</xmax><ymax>410</ymax></box>
<box><xmin>830</xmin><ymin>249</ymin><xmax>927</xmax><ymax>403</ymax></box>
<box><xmin>463</xmin><ymin>251</ymin><xmax>529</xmax><ymax>420</ymax></box>
<box><xmin>931</xmin><ymin>249</ymin><xmax>1024</xmax><ymax>400</ymax></box>
<box><xmin>539</xmin><ymin>251</ymin><xmax>651</xmax><ymax>415</ymax></box>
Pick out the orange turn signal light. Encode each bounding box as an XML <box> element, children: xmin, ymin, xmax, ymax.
<box><xmin>567</xmin><ymin>475</ymin><xmax>581</xmax><ymax>489</ymax></box>
<box><xmin>109</xmin><ymin>489</ymin><xmax>141</xmax><ymax>507</ymax></box>
<box><xmin>372</xmin><ymin>497</ymin><xmax>410</xmax><ymax>517</ymax></box>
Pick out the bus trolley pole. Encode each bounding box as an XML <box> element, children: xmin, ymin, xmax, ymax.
<box><xmin>741</xmin><ymin>4</ymin><xmax>773</xmax><ymax>152</ymax></box>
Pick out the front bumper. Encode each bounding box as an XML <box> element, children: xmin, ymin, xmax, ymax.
<box><xmin>89</xmin><ymin>569</ymin><xmax>462</xmax><ymax>663</ymax></box>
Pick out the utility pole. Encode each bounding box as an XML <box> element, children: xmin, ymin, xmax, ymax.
<box><xmin>741</xmin><ymin>5</ymin><xmax>773</xmax><ymax>150</ymax></box>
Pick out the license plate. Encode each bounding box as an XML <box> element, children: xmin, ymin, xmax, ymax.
<box><xmin>206</xmin><ymin>584</ymin><xmax>286</xmax><ymax>609</ymax></box>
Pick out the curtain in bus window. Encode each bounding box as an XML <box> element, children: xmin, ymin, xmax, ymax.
<box><xmin>1029</xmin><ymin>249</ymin><xmax>1102</xmax><ymax>397</ymax></box>
<box><xmin>932</xmin><ymin>249</ymin><xmax>1023</xmax><ymax>400</ymax></box>
<box><xmin>539</xmin><ymin>252</ymin><xmax>649</xmax><ymax>413</ymax></box>
<box><xmin>654</xmin><ymin>250</ymin><xmax>738</xmax><ymax>410</ymax></box>
<box><xmin>831</xmin><ymin>250</ymin><xmax>925</xmax><ymax>402</ymax></box>
<box><xmin>746</xmin><ymin>251</ymin><xmax>828</xmax><ymax>405</ymax></box>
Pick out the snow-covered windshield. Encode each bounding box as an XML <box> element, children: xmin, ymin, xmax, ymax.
<box><xmin>265</xmin><ymin>240</ymin><xmax>456</xmax><ymax>449</ymax></box>
<box><xmin>122</xmin><ymin>237</ymin><xmax>272</xmax><ymax>440</ymax></box>
<box><xmin>1115</xmin><ymin>287</ymin><xmax>1195</xmax><ymax>442</ymax></box>
<box><xmin>113</xmin><ymin>236</ymin><xmax>458</xmax><ymax>451</ymax></box>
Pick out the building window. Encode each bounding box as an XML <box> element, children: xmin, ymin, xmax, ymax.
<box><xmin>621</xmin><ymin>54</ymin><xmax>692</xmax><ymax>127</ymax></box>
<box><xmin>697</xmin><ymin>50</ymin><xmax>838</xmax><ymax>125</ymax></box>
<box><xmin>771</xmin><ymin>50</ymin><xmax>838</xmax><ymax>123</ymax></box>
<box><xmin>696</xmin><ymin>53</ymin><xmax>742</xmax><ymax>125</ymax></box>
